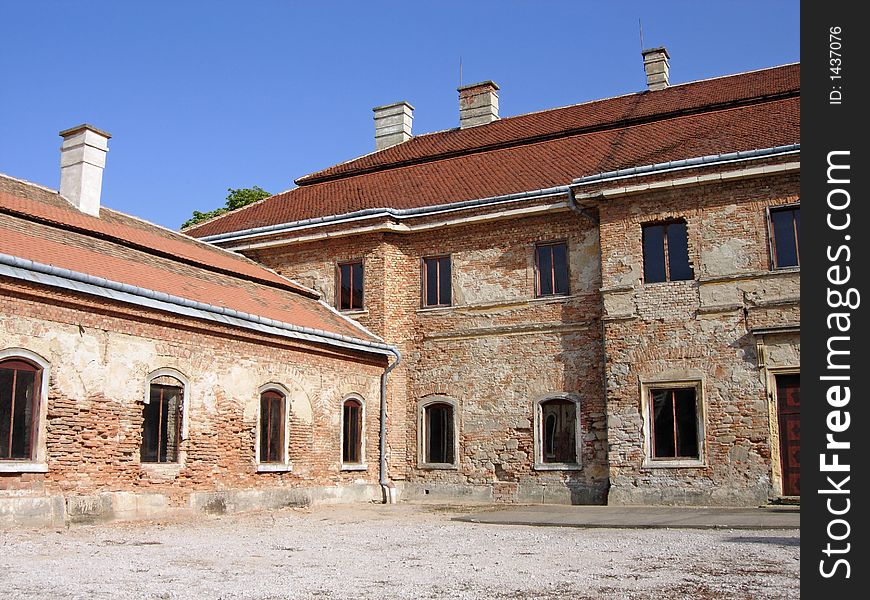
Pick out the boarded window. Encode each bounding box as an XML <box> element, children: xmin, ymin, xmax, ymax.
<box><xmin>141</xmin><ymin>382</ymin><xmax>183</xmax><ymax>463</ymax></box>
<box><xmin>337</xmin><ymin>260</ymin><xmax>364</xmax><ymax>311</ymax></box>
<box><xmin>259</xmin><ymin>390</ymin><xmax>285</xmax><ymax>464</ymax></box>
<box><xmin>541</xmin><ymin>398</ymin><xmax>577</xmax><ymax>463</ymax></box>
<box><xmin>770</xmin><ymin>206</ymin><xmax>800</xmax><ymax>268</ymax></box>
<box><xmin>424</xmin><ymin>403</ymin><xmax>454</xmax><ymax>464</ymax></box>
<box><xmin>642</xmin><ymin>221</ymin><xmax>693</xmax><ymax>283</ymax></box>
<box><xmin>650</xmin><ymin>388</ymin><xmax>699</xmax><ymax>459</ymax></box>
<box><xmin>343</xmin><ymin>399</ymin><xmax>362</xmax><ymax>464</ymax></box>
<box><xmin>536</xmin><ymin>242</ymin><xmax>569</xmax><ymax>297</ymax></box>
<box><xmin>422</xmin><ymin>256</ymin><xmax>452</xmax><ymax>307</ymax></box>
<box><xmin>0</xmin><ymin>359</ymin><xmax>40</xmax><ymax>461</ymax></box>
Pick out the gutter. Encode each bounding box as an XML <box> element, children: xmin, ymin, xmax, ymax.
<box><xmin>379</xmin><ymin>350</ymin><xmax>401</xmax><ymax>504</ymax></box>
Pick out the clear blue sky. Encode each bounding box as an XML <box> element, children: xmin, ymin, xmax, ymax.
<box><xmin>0</xmin><ymin>1</ymin><xmax>800</xmax><ymax>230</ymax></box>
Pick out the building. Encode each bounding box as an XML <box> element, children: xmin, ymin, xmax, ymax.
<box><xmin>187</xmin><ymin>50</ymin><xmax>800</xmax><ymax>507</ymax></box>
<box><xmin>1</xmin><ymin>126</ymin><xmax>399</xmax><ymax>528</ymax></box>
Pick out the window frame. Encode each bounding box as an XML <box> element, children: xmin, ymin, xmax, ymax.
<box><xmin>533</xmin><ymin>394</ymin><xmax>582</xmax><ymax>470</ymax></box>
<box><xmin>256</xmin><ymin>383</ymin><xmax>293</xmax><ymax>472</ymax></box>
<box><xmin>336</xmin><ymin>258</ymin><xmax>365</xmax><ymax>312</ymax></box>
<box><xmin>767</xmin><ymin>203</ymin><xmax>800</xmax><ymax>270</ymax></box>
<box><xmin>417</xmin><ymin>396</ymin><xmax>459</xmax><ymax>470</ymax></box>
<box><xmin>0</xmin><ymin>348</ymin><xmax>49</xmax><ymax>472</ymax></box>
<box><xmin>534</xmin><ymin>240</ymin><xmax>570</xmax><ymax>298</ymax></box>
<box><xmin>421</xmin><ymin>255</ymin><xmax>453</xmax><ymax>308</ymax></box>
<box><xmin>340</xmin><ymin>394</ymin><xmax>366</xmax><ymax>470</ymax></box>
<box><xmin>641</xmin><ymin>219</ymin><xmax>694</xmax><ymax>284</ymax></box>
<box><xmin>640</xmin><ymin>378</ymin><xmax>706</xmax><ymax>468</ymax></box>
<box><xmin>141</xmin><ymin>368</ymin><xmax>188</xmax><ymax>465</ymax></box>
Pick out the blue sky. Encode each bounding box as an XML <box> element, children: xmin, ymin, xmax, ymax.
<box><xmin>0</xmin><ymin>1</ymin><xmax>800</xmax><ymax>230</ymax></box>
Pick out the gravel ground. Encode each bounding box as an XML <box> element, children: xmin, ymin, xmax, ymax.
<box><xmin>1</xmin><ymin>503</ymin><xmax>799</xmax><ymax>599</ymax></box>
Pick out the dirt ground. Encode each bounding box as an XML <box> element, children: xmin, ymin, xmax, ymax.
<box><xmin>1</xmin><ymin>503</ymin><xmax>799</xmax><ymax>599</ymax></box>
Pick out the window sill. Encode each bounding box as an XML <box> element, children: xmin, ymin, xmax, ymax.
<box><xmin>257</xmin><ymin>463</ymin><xmax>293</xmax><ymax>473</ymax></box>
<box><xmin>341</xmin><ymin>463</ymin><xmax>368</xmax><ymax>472</ymax></box>
<box><xmin>641</xmin><ymin>278</ymin><xmax>695</xmax><ymax>286</ymax></box>
<box><xmin>339</xmin><ymin>309</ymin><xmax>368</xmax><ymax>317</ymax></box>
<box><xmin>642</xmin><ymin>459</ymin><xmax>707</xmax><ymax>469</ymax></box>
<box><xmin>534</xmin><ymin>462</ymin><xmax>582</xmax><ymax>471</ymax></box>
<box><xmin>771</xmin><ymin>266</ymin><xmax>800</xmax><ymax>273</ymax></box>
<box><xmin>418</xmin><ymin>462</ymin><xmax>458</xmax><ymax>470</ymax></box>
<box><xmin>0</xmin><ymin>461</ymin><xmax>48</xmax><ymax>473</ymax></box>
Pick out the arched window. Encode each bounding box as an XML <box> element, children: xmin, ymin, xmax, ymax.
<box><xmin>534</xmin><ymin>395</ymin><xmax>581</xmax><ymax>469</ymax></box>
<box><xmin>0</xmin><ymin>358</ymin><xmax>42</xmax><ymax>461</ymax></box>
<box><xmin>141</xmin><ymin>373</ymin><xmax>185</xmax><ymax>463</ymax></box>
<box><xmin>260</xmin><ymin>389</ymin><xmax>286</xmax><ymax>464</ymax></box>
<box><xmin>418</xmin><ymin>398</ymin><xmax>458</xmax><ymax>467</ymax></box>
<box><xmin>342</xmin><ymin>397</ymin><xmax>363</xmax><ymax>465</ymax></box>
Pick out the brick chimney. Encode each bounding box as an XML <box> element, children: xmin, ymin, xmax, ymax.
<box><xmin>59</xmin><ymin>124</ymin><xmax>111</xmax><ymax>217</ymax></box>
<box><xmin>458</xmin><ymin>81</ymin><xmax>499</xmax><ymax>128</ymax></box>
<box><xmin>641</xmin><ymin>47</ymin><xmax>670</xmax><ymax>91</ymax></box>
<box><xmin>373</xmin><ymin>101</ymin><xmax>414</xmax><ymax>150</ymax></box>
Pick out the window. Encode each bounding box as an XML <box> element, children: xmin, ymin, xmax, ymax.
<box><xmin>337</xmin><ymin>260</ymin><xmax>364</xmax><ymax>311</ymax></box>
<box><xmin>342</xmin><ymin>398</ymin><xmax>363</xmax><ymax>465</ymax></box>
<box><xmin>642</xmin><ymin>221</ymin><xmax>693</xmax><ymax>283</ymax></box>
<box><xmin>534</xmin><ymin>395</ymin><xmax>581</xmax><ymax>469</ymax></box>
<box><xmin>649</xmin><ymin>387</ymin><xmax>700</xmax><ymax>460</ymax></box>
<box><xmin>535</xmin><ymin>242</ymin><xmax>569</xmax><ymax>297</ymax></box>
<box><xmin>422</xmin><ymin>256</ymin><xmax>452</xmax><ymax>307</ymax></box>
<box><xmin>0</xmin><ymin>358</ymin><xmax>41</xmax><ymax>461</ymax></box>
<box><xmin>141</xmin><ymin>377</ymin><xmax>184</xmax><ymax>463</ymax></box>
<box><xmin>418</xmin><ymin>398</ymin><xmax>457</xmax><ymax>467</ymax></box>
<box><xmin>259</xmin><ymin>389</ymin><xmax>286</xmax><ymax>464</ymax></box>
<box><xmin>770</xmin><ymin>205</ymin><xmax>800</xmax><ymax>268</ymax></box>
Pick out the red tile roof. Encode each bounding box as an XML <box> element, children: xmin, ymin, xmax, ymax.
<box><xmin>0</xmin><ymin>175</ymin><xmax>379</xmax><ymax>345</ymax></box>
<box><xmin>185</xmin><ymin>64</ymin><xmax>799</xmax><ymax>239</ymax></box>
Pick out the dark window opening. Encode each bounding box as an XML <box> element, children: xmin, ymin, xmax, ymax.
<box><xmin>259</xmin><ymin>390</ymin><xmax>285</xmax><ymax>464</ymax></box>
<box><xmin>642</xmin><ymin>221</ymin><xmax>693</xmax><ymax>283</ymax></box>
<box><xmin>343</xmin><ymin>399</ymin><xmax>362</xmax><ymax>464</ymax></box>
<box><xmin>541</xmin><ymin>399</ymin><xmax>577</xmax><ymax>463</ymax></box>
<box><xmin>650</xmin><ymin>388</ymin><xmax>699</xmax><ymax>459</ymax></box>
<box><xmin>770</xmin><ymin>206</ymin><xmax>800</xmax><ymax>268</ymax></box>
<box><xmin>536</xmin><ymin>242</ymin><xmax>569</xmax><ymax>297</ymax></box>
<box><xmin>0</xmin><ymin>359</ymin><xmax>40</xmax><ymax>461</ymax></box>
<box><xmin>424</xmin><ymin>403</ymin><xmax>454</xmax><ymax>464</ymax></box>
<box><xmin>338</xmin><ymin>260</ymin><xmax>364</xmax><ymax>311</ymax></box>
<box><xmin>422</xmin><ymin>256</ymin><xmax>452</xmax><ymax>307</ymax></box>
<box><xmin>141</xmin><ymin>382</ymin><xmax>183</xmax><ymax>463</ymax></box>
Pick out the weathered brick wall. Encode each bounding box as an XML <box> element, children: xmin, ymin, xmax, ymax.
<box><xmin>0</xmin><ymin>279</ymin><xmax>384</xmax><ymax>504</ymax></box>
<box><xmin>596</xmin><ymin>171</ymin><xmax>800</xmax><ymax>505</ymax></box>
<box><xmin>252</xmin><ymin>209</ymin><xmax>609</xmax><ymax>503</ymax></box>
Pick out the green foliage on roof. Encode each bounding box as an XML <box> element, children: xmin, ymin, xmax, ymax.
<box><xmin>182</xmin><ymin>186</ymin><xmax>271</xmax><ymax>230</ymax></box>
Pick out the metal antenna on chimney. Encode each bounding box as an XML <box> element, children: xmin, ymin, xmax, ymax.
<box><xmin>459</xmin><ymin>56</ymin><xmax>463</xmax><ymax>88</ymax></box>
<box><xmin>639</xmin><ymin>19</ymin><xmax>644</xmax><ymax>50</ymax></box>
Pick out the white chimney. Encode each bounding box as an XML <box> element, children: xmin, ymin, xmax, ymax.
<box><xmin>458</xmin><ymin>81</ymin><xmax>499</xmax><ymax>128</ymax></box>
<box><xmin>373</xmin><ymin>101</ymin><xmax>414</xmax><ymax>150</ymax></box>
<box><xmin>59</xmin><ymin>124</ymin><xmax>111</xmax><ymax>217</ymax></box>
<box><xmin>642</xmin><ymin>47</ymin><xmax>670</xmax><ymax>91</ymax></box>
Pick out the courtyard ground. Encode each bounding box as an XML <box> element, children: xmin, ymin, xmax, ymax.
<box><xmin>1</xmin><ymin>503</ymin><xmax>799</xmax><ymax>599</ymax></box>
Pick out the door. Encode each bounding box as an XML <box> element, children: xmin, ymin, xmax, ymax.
<box><xmin>776</xmin><ymin>374</ymin><xmax>800</xmax><ymax>496</ymax></box>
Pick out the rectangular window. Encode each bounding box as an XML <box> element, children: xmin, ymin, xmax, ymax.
<box><xmin>535</xmin><ymin>242</ymin><xmax>569</xmax><ymax>297</ymax></box>
<box><xmin>342</xmin><ymin>400</ymin><xmax>362</xmax><ymax>464</ymax></box>
<box><xmin>541</xmin><ymin>399</ymin><xmax>577</xmax><ymax>464</ymax></box>
<box><xmin>337</xmin><ymin>260</ymin><xmax>364</xmax><ymax>311</ymax></box>
<box><xmin>424</xmin><ymin>403</ymin><xmax>454</xmax><ymax>464</ymax></box>
<box><xmin>0</xmin><ymin>360</ymin><xmax>40</xmax><ymax>461</ymax></box>
<box><xmin>141</xmin><ymin>384</ymin><xmax>183</xmax><ymax>463</ymax></box>
<box><xmin>650</xmin><ymin>387</ymin><xmax>699</xmax><ymax>460</ymax></box>
<box><xmin>422</xmin><ymin>256</ymin><xmax>452</xmax><ymax>307</ymax></box>
<box><xmin>770</xmin><ymin>206</ymin><xmax>800</xmax><ymax>268</ymax></box>
<box><xmin>260</xmin><ymin>391</ymin><xmax>285</xmax><ymax>464</ymax></box>
<box><xmin>642</xmin><ymin>221</ymin><xmax>693</xmax><ymax>283</ymax></box>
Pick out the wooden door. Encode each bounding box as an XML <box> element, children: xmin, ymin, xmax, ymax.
<box><xmin>776</xmin><ymin>374</ymin><xmax>800</xmax><ymax>496</ymax></box>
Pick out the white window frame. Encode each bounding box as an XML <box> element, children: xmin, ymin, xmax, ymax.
<box><xmin>340</xmin><ymin>394</ymin><xmax>367</xmax><ymax>471</ymax></box>
<box><xmin>640</xmin><ymin>377</ymin><xmax>707</xmax><ymax>468</ymax></box>
<box><xmin>417</xmin><ymin>396</ymin><xmax>459</xmax><ymax>470</ymax></box>
<box><xmin>0</xmin><ymin>348</ymin><xmax>50</xmax><ymax>473</ymax></box>
<box><xmin>533</xmin><ymin>393</ymin><xmax>582</xmax><ymax>470</ymax></box>
<box><xmin>255</xmin><ymin>383</ymin><xmax>293</xmax><ymax>472</ymax></box>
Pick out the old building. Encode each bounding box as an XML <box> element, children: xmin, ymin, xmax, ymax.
<box><xmin>1</xmin><ymin>126</ymin><xmax>399</xmax><ymax>527</ymax></box>
<box><xmin>187</xmin><ymin>51</ymin><xmax>800</xmax><ymax>506</ymax></box>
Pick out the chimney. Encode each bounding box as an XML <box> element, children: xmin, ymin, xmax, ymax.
<box><xmin>59</xmin><ymin>124</ymin><xmax>111</xmax><ymax>216</ymax></box>
<box><xmin>373</xmin><ymin>101</ymin><xmax>414</xmax><ymax>150</ymax></box>
<box><xmin>458</xmin><ymin>81</ymin><xmax>499</xmax><ymax>128</ymax></box>
<box><xmin>642</xmin><ymin>47</ymin><xmax>670</xmax><ymax>91</ymax></box>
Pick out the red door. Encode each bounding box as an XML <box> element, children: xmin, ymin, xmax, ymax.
<box><xmin>776</xmin><ymin>374</ymin><xmax>800</xmax><ymax>496</ymax></box>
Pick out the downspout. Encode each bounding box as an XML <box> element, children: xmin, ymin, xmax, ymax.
<box><xmin>380</xmin><ymin>346</ymin><xmax>402</xmax><ymax>503</ymax></box>
<box><xmin>566</xmin><ymin>186</ymin><xmax>599</xmax><ymax>224</ymax></box>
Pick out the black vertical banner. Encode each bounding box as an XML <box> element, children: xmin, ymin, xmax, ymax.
<box><xmin>802</xmin><ymin>1</ymin><xmax>869</xmax><ymax>596</ymax></box>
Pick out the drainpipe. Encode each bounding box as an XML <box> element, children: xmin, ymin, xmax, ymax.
<box><xmin>380</xmin><ymin>346</ymin><xmax>402</xmax><ymax>503</ymax></box>
<box><xmin>566</xmin><ymin>186</ymin><xmax>599</xmax><ymax>224</ymax></box>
